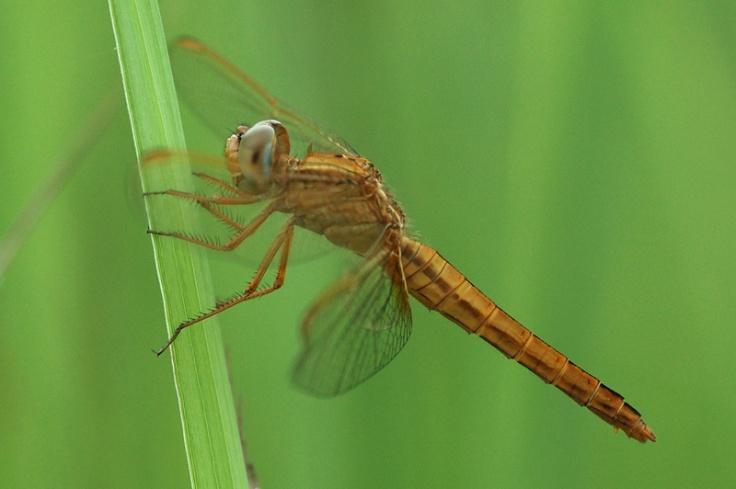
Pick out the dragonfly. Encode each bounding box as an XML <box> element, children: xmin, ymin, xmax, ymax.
<box><xmin>144</xmin><ymin>37</ymin><xmax>655</xmax><ymax>443</ymax></box>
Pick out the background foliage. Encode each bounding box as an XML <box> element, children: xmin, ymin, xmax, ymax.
<box><xmin>1</xmin><ymin>1</ymin><xmax>734</xmax><ymax>488</ymax></box>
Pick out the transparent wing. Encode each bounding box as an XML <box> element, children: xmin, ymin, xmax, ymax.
<box><xmin>170</xmin><ymin>36</ymin><xmax>358</xmax><ymax>158</ymax></box>
<box><xmin>292</xmin><ymin>250</ymin><xmax>412</xmax><ymax>397</ymax></box>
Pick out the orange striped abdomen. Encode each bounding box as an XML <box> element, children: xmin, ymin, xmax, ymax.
<box><xmin>399</xmin><ymin>237</ymin><xmax>655</xmax><ymax>442</ymax></box>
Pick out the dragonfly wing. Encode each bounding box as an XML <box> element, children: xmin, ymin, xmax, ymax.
<box><xmin>170</xmin><ymin>37</ymin><xmax>358</xmax><ymax>158</ymax></box>
<box><xmin>292</xmin><ymin>250</ymin><xmax>412</xmax><ymax>397</ymax></box>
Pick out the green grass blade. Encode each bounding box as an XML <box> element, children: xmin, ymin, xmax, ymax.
<box><xmin>108</xmin><ymin>2</ymin><xmax>250</xmax><ymax>488</ymax></box>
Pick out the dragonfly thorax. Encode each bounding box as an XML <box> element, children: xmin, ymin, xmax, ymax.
<box><xmin>225</xmin><ymin>120</ymin><xmax>291</xmax><ymax>194</ymax></box>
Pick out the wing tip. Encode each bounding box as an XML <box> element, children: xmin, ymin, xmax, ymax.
<box><xmin>173</xmin><ymin>35</ymin><xmax>207</xmax><ymax>53</ymax></box>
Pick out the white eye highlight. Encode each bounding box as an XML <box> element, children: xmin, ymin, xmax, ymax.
<box><xmin>238</xmin><ymin>123</ymin><xmax>276</xmax><ymax>176</ymax></box>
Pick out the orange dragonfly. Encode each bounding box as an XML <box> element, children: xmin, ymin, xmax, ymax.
<box><xmin>145</xmin><ymin>37</ymin><xmax>655</xmax><ymax>443</ymax></box>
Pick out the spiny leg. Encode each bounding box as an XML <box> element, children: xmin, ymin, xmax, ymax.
<box><xmin>155</xmin><ymin>222</ymin><xmax>294</xmax><ymax>355</ymax></box>
<box><xmin>141</xmin><ymin>146</ymin><xmax>258</xmax><ymax>215</ymax></box>
<box><xmin>148</xmin><ymin>200</ymin><xmax>279</xmax><ymax>251</ymax></box>
<box><xmin>192</xmin><ymin>172</ymin><xmax>241</xmax><ymax>196</ymax></box>
<box><xmin>143</xmin><ymin>189</ymin><xmax>262</xmax><ymax>205</ymax></box>
<box><xmin>144</xmin><ymin>188</ymin><xmax>256</xmax><ymax>231</ymax></box>
<box><xmin>192</xmin><ymin>199</ymin><xmax>241</xmax><ymax>232</ymax></box>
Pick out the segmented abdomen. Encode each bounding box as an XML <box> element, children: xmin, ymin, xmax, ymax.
<box><xmin>400</xmin><ymin>237</ymin><xmax>655</xmax><ymax>442</ymax></box>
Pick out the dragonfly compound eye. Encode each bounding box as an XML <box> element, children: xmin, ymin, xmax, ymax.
<box><xmin>237</xmin><ymin>121</ymin><xmax>289</xmax><ymax>193</ymax></box>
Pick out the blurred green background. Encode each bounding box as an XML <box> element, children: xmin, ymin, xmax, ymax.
<box><xmin>2</xmin><ymin>1</ymin><xmax>735</xmax><ymax>488</ymax></box>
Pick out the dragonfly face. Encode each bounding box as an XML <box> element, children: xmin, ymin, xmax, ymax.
<box><xmin>225</xmin><ymin>120</ymin><xmax>291</xmax><ymax>195</ymax></box>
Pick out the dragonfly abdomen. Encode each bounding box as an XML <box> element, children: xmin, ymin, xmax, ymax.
<box><xmin>399</xmin><ymin>237</ymin><xmax>655</xmax><ymax>442</ymax></box>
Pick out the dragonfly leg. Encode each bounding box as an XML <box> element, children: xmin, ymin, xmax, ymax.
<box><xmin>143</xmin><ymin>189</ymin><xmax>262</xmax><ymax>205</ymax></box>
<box><xmin>144</xmin><ymin>188</ymin><xmax>261</xmax><ymax>231</ymax></box>
<box><xmin>141</xmin><ymin>149</ymin><xmax>260</xmax><ymax>201</ymax></box>
<box><xmin>155</xmin><ymin>222</ymin><xmax>294</xmax><ymax>355</ymax></box>
<box><xmin>193</xmin><ymin>199</ymin><xmax>241</xmax><ymax>231</ymax></box>
<box><xmin>147</xmin><ymin>200</ymin><xmax>278</xmax><ymax>251</ymax></box>
<box><xmin>192</xmin><ymin>172</ymin><xmax>241</xmax><ymax>196</ymax></box>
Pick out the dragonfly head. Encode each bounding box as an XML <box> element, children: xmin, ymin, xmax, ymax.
<box><xmin>227</xmin><ymin>120</ymin><xmax>290</xmax><ymax>194</ymax></box>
